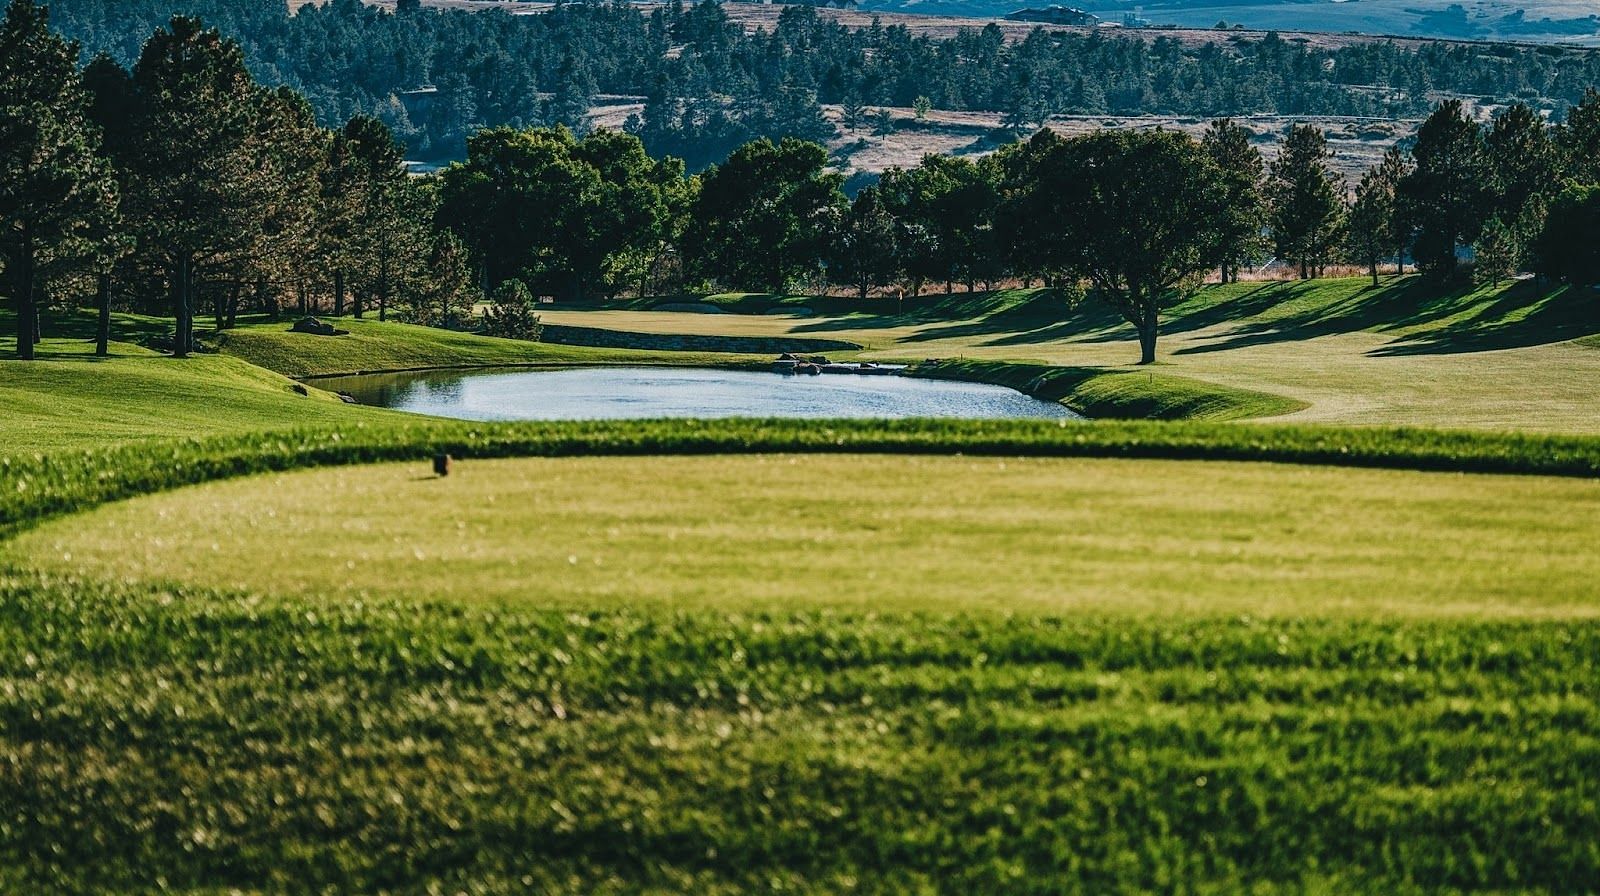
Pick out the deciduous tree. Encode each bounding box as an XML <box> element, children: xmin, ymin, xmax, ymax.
<box><xmin>684</xmin><ymin>137</ymin><xmax>844</xmax><ymax>293</ymax></box>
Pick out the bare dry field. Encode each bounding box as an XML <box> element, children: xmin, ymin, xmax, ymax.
<box><xmin>590</xmin><ymin>96</ymin><xmax>1413</xmax><ymax>181</ymax></box>
<box><xmin>303</xmin><ymin>0</ymin><xmax>1512</xmax><ymax>50</ymax></box>
<box><xmin>822</xmin><ymin>107</ymin><xmax>1416</xmax><ymax>180</ymax></box>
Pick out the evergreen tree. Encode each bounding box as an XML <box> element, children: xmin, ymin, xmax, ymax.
<box><xmin>1200</xmin><ymin>118</ymin><xmax>1265</xmax><ymax>283</ymax></box>
<box><xmin>114</xmin><ymin>16</ymin><xmax>267</xmax><ymax>357</ymax></box>
<box><xmin>1267</xmin><ymin>124</ymin><xmax>1345</xmax><ymax>279</ymax></box>
<box><xmin>1557</xmin><ymin>89</ymin><xmax>1600</xmax><ymax>186</ymax></box>
<box><xmin>1372</xmin><ymin>146</ymin><xmax>1412</xmax><ymax>274</ymax></box>
<box><xmin>1399</xmin><ymin>99</ymin><xmax>1491</xmax><ymax>280</ymax></box>
<box><xmin>0</xmin><ymin>0</ymin><xmax>118</xmax><ymax>360</ymax></box>
<box><xmin>1473</xmin><ymin>217</ymin><xmax>1519</xmax><ymax>286</ymax></box>
<box><xmin>481</xmin><ymin>278</ymin><xmax>542</xmax><ymax>340</ymax></box>
<box><xmin>1346</xmin><ymin>163</ymin><xmax>1397</xmax><ymax>287</ymax></box>
<box><xmin>1486</xmin><ymin>103</ymin><xmax>1557</xmax><ymax>227</ymax></box>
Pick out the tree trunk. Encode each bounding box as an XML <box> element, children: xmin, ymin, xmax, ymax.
<box><xmin>353</xmin><ymin>287</ymin><xmax>363</xmax><ymax>320</ymax></box>
<box><xmin>173</xmin><ymin>256</ymin><xmax>192</xmax><ymax>359</ymax></box>
<box><xmin>297</xmin><ymin>279</ymin><xmax>307</xmax><ymax>316</ymax></box>
<box><xmin>1136</xmin><ymin>301</ymin><xmax>1158</xmax><ymax>366</ymax></box>
<box><xmin>96</xmin><ymin>273</ymin><xmax>112</xmax><ymax>357</ymax></box>
<box><xmin>334</xmin><ymin>269</ymin><xmax>345</xmax><ymax>317</ymax></box>
<box><xmin>1370</xmin><ymin>259</ymin><xmax>1380</xmax><ymax>287</ymax></box>
<box><xmin>225</xmin><ymin>281</ymin><xmax>242</xmax><ymax>329</ymax></box>
<box><xmin>1299</xmin><ymin>257</ymin><xmax>1309</xmax><ymax>280</ymax></box>
<box><xmin>257</xmin><ymin>277</ymin><xmax>276</xmax><ymax>318</ymax></box>
<box><xmin>14</xmin><ymin>227</ymin><xmax>36</xmax><ymax>360</ymax></box>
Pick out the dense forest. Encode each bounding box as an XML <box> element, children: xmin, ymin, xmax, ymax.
<box><xmin>42</xmin><ymin>0</ymin><xmax>1600</xmax><ymax>167</ymax></box>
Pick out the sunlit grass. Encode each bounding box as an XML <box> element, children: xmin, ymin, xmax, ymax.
<box><xmin>12</xmin><ymin>453</ymin><xmax>1598</xmax><ymax>618</ymax></box>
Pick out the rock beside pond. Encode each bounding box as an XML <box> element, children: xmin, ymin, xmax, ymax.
<box><xmin>290</xmin><ymin>317</ymin><xmax>348</xmax><ymax>336</ymax></box>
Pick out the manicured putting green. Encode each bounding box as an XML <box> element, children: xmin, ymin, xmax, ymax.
<box><xmin>13</xmin><ymin>454</ymin><xmax>1599</xmax><ymax>617</ymax></box>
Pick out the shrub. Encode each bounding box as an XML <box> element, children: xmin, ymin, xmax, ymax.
<box><xmin>481</xmin><ymin>279</ymin><xmax>543</xmax><ymax>341</ymax></box>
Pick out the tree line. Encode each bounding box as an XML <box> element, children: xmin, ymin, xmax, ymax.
<box><xmin>2</xmin><ymin>1</ymin><xmax>478</xmax><ymax>361</ymax></box>
<box><xmin>42</xmin><ymin>0</ymin><xmax>1600</xmax><ymax>168</ymax></box>
<box><xmin>437</xmin><ymin>91</ymin><xmax>1600</xmax><ymax>363</ymax></box>
<box><xmin>8</xmin><ymin>0</ymin><xmax>1600</xmax><ymax>369</ymax></box>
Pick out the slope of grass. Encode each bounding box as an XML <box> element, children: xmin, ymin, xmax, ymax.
<box><xmin>0</xmin><ymin>337</ymin><xmax>392</xmax><ymax>454</ymax></box>
<box><xmin>217</xmin><ymin>316</ymin><xmax>766</xmax><ymax>379</ymax></box>
<box><xmin>911</xmin><ymin>358</ymin><xmax>1306</xmax><ymax>421</ymax></box>
<box><xmin>13</xmin><ymin>453</ymin><xmax>1597</xmax><ymax>617</ymax></box>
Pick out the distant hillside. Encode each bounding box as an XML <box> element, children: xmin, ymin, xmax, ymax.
<box><xmin>865</xmin><ymin>0</ymin><xmax>1600</xmax><ymax>45</ymax></box>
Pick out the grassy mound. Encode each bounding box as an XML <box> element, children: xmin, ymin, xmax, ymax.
<box><xmin>6</xmin><ymin>418</ymin><xmax>1600</xmax><ymax>540</ymax></box>
<box><xmin>12</xmin><ymin>454</ymin><xmax>1597</xmax><ymax>616</ymax></box>
<box><xmin>910</xmin><ymin>359</ymin><xmax>1306</xmax><ymax>421</ymax></box>
<box><xmin>0</xmin><ymin>339</ymin><xmax>394</xmax><ymax>453</ymax></box>
<box><xmin>2</xmin><ymin>572</ymin><xmax>1595</xmax><ymax>894</ymax></box>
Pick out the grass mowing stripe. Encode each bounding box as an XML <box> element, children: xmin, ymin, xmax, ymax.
<box><xmin>2</xmin><ymin>572</ymin><xmax>1596</xmax><ymax>894</ymax></box>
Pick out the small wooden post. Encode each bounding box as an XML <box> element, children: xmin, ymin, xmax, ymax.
<box><xmin>433</xmin><ymin>454</ymin><xmax>452</xmax><ymax>477</ymax></box>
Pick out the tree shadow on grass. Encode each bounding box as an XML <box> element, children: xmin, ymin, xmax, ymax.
<box><xmin>1166</xmin><ymin>278</ymin><xmax>1566</xmax><ymax>356</ymax></box>
<box><xmin>1367</xmin><ymin>283</ymin><xmax>1600</xmax><ymax>355</ymax></box>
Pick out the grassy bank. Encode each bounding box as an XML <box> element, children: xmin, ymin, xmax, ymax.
<box><xmin>910</xmin><ymin>358</ymin><xmax>1306</xmax><ymax>421</ymax></box>
<box><xmin>0</xmin><ymin>337</ymin><xmax>396</xmax><ymax>453</ymax></box>
<box><xmin>217</xmin><ymin>317</ymin><xmax>767</xmax><ymax>379</ymax></box>
<box><xmin>2</xmin><ymin>570</ymin><xmax>1595</xmax><ymax>894</ymax></box>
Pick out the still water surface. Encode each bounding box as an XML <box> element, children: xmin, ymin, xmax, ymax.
<box><xmin>320</xmin><ymin>366</ymin><xmax>1082</xmax><ymax>421</ymax></box>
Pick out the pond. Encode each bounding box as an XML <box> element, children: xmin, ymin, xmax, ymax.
<box><xmin>318</xmin><ymin>366</ymin><xmax>1082</xmax><ymax>422</ymax></box>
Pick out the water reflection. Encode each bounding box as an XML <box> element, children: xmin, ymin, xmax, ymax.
<box><xmin>318</xmin><ymin>366</ymin><xmax>1083</xmax><ymax>422</ymax></box>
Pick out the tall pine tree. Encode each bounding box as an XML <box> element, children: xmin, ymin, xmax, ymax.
<box><xmin>0</xmin><ymin>0</ymin><xmax>117</xmax><ymax>360</ymax></box>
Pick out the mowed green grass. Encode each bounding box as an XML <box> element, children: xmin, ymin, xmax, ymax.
<box><xmin>0</xmin><ymin>337</ymin><xmax>398</xmax><ymax>453</ymax></box>
<box><xmin>542</xmin><ymin>277</ymin><xmax>1600</xmax><ymax>433</ymax></box>
<box><xmin>13</xmin><ymin>453</ymin><xmax>1598</xmax><ymax>618</ymax></box>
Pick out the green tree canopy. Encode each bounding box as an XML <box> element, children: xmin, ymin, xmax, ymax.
<box><xmin>1009</xmin><ymin>128</ymin><xmax>1223</xmax><ymax>364</ymax></box>
<box><xmin>683</xmin><ymin>137</ymin><xmax>845</xmax><ymax>293</ymax></box>
<box><xmin>439</xmin><ymin>127</ymin><xmax>686</xmax><ymax>301</ymax></box>
<box><xmin>1201</xmin><ymin>118</ymin><xmax>1266</xmax><ymax>283</ymax></box>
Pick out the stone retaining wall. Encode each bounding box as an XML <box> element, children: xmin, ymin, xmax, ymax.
<box><xmin>540</xmin><ymin>324</ymin><xmax>860</xmax><ymax>355</ymax></box>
